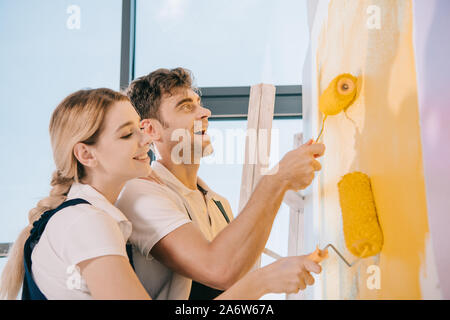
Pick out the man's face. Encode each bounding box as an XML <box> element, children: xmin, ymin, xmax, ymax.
<box><xmin>156</xmin><ymin>87</ymin><xmax>212</xmax><ymax>163</ymax></box>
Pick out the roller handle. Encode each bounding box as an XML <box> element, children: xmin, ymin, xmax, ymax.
<box><xmin>308</xmin><ymin>245</ymin><xmax>329</xmax><ymax>263</ymax></box>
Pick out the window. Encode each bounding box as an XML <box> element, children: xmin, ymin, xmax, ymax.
<box><xmin>0</xmin><ymin>0</ymin><xmax>123</xmax><ymax>274</ymax></box>
<box><xmin>134</xmin><ymin>0</ymin><xmax>309</xmax><ymax>86</ymax></box>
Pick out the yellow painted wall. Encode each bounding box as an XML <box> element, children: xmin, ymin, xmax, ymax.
<box><xmin>315</xmin><ymin>0</ymin><xmax>429</xmax><ymax>299</ymax></box>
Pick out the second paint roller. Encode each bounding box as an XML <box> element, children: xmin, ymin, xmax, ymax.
<box><xmin>338</xmin><ymin>172</ymin><xmax>383</xmax><ymax>258</ymax></box>
<box><xmin>309</xmin><ymin>173</ymin><xmax>384</xmax><ymax>267</ymax></box>
<box><xmin>267</xmin><ymin>172</ymin><xmax>385</xmax><ymax>263</ymax></box>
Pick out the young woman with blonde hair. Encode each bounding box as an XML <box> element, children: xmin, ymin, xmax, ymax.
<box><xmin>0</xmin><ymin>88</ymin><xmax>152</xmax><ymax>299</ymax></box>
<box><xmin>0</xmin><ymin>88</ymin><xmax>321</xmax><ymax>300</ymax></box>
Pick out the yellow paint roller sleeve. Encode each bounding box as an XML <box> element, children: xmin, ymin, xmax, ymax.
<box><xmin>319</xmin><ymin>73</ymin><xmax>357</xmax><ymax>116</ymax></box>
<box><xmin>338</xmin><ymin>172</ymin><xmax>384</xmax><ymax>258</ymax></box>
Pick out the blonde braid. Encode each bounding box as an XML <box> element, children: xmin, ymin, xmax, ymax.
<box><xmin>0</xmin><ymin>171</ymin><xmax>74</xmax><ymax>300</ymax></box>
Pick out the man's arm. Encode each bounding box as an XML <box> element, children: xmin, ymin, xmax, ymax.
<box><xmin>215</xmin><ymin>254</ymin><xmax>321</xmax><ymax>300</ymax></box>
<box><xmin>151</xmin><ymin>141</ymin><xmax>325</xmax><ymax>290</ymax></box>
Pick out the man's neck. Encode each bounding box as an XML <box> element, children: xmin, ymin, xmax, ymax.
<box><xmin>158</xmin><ymin>158</ymin><xmax>200</xmax><ymax>190</ymax></box>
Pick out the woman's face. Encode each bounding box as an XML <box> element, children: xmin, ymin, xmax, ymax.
<box><xmin>91</xmin><ymin>100</ymin><xmax>152</xmax><ymax>183</ymax></box>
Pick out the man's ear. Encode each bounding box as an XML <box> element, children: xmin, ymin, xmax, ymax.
<box><xmin>73</xmin><ymin>143</ymin><xmax>98</xmax><ymax>168</ymax></box>
<box><xmin>140</xmin><ymin>118</ymin><xmax>163</xmax><ymax>141</ymax></box>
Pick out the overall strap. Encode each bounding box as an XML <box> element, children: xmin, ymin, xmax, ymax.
<box><xmin>126</xmin><ymin>242</ymin><xmax>135</xmax><ymax>271</ymax></box>
<box><xmin>22</xmin><ymin>198</ymin><xmax>90</xmax><ymax>300</ymax></box>
<box><xmin>212</xmin><ymin>199</ymin><xmax>230</xmax><ymax>224</ymax></box>
<box><xmin>197</xmin><ymin>183</ymin><xmax>230</xmax><ymax>225</ymax></box>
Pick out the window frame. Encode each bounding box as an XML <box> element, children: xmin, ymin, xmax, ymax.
<box><xmin>120</xmin><ymin>0</ymin><xmax>136</xmax><ymax>91</ymax></box>
<box><xmin>199</xmin><ymin>86</ymin><xmax>302</xmax><ymax>120</ymax></box>
<box><xmin>119</xmin><ymin>0</ymin><xmax>303</xmax><ymax>120</ymax></box>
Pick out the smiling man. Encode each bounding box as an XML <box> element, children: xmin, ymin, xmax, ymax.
<box><xmin>116</xmin><ymin>67</ymin><xmax>325</xmax><ymax>300</ymax></box>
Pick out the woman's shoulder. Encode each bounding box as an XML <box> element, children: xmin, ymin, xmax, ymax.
<box><xmin>49</xmin><ymin>201</ymin><xmax>113</xmax><ymax>226</ymax></box>
<box><xmin>44</xmin><ymin>201</ymin><xmax>120</xmax><ymax>244</ymax></box>
<box><xmin>36</xmin><ymin>199</ymin><xmax>128</xmax><ymax>268</ymax></box>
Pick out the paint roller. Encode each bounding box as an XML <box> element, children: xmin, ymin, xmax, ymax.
<box><xmin>338</xmin><ymin>172</ymin><xmax>384</xmax><ymax>258</ymax></box>
<box><xmin>316</xmin><ymin>73</ymin><xmax>358</xmax><ymax>142</ymax></box>
<box><xmin>264</xmin><ymin>172</ymin><xmax>383</xmax><ymax>267</ymax></box>
<box><xmin>314</xmin><ymin>172</ymin><xmax>384</xmax><ymax>267</ymax></box>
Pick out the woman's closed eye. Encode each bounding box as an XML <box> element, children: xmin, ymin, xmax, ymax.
<box><xmin>121</xmin><ymin>132</ymin><xmax>133</xmax><ymax>139</ymax></box>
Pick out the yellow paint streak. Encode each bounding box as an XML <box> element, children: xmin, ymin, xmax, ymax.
<box><xmin>316</xmin><ymin>0</ymin><xmax>429</xmax><ymax>299</ymax></box>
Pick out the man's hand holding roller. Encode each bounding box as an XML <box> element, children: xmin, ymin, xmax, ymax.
<box><xmin>216</xmin><ymin>254</ymin><xmax>322</xmax><ymax>299</ymax></box>
<box><xmin>150</xmin><ymin>140</ymin><xmax>326</xmax><ymax>292</ymax></box>
<box><xmin>272</xmin><ymin>139</ymin><xmax>325</xmax><ymax>191</ymax></box>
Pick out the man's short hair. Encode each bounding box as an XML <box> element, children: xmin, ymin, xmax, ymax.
<box><xmin>126</xmin><ymin>67</ymin><xmax>198</xmax><ymax>123</ymax></box>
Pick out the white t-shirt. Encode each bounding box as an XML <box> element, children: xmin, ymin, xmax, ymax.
<box><xmin>116</xmin><ymin>161</ymin><xmax>233</xmax><ymax>300</ymax></box>
<box><xmin>31</xmin><ymin>183</ymin><xmax>132</xmax><ymax>300</ymax></box>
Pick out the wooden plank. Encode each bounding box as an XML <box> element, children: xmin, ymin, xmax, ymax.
<box><xmin>238</xmin><ymin>83</ymin><xmax>276</xmax><ymax>273</ymax></box>
<box><xmin>238</xmin><ymin>84</ymin><xmax>262</xmax><ymax>213</ymax></box>
<box><xmin>254</xmin><ymin>84</ymin><xmax>276</xmax><ymax>184</ymax></box>
<box><xmin>239</xmin><ymin>84</ymin><xmax>276</xmax><ymax>214</ymax></box>
<box><xmin>238</xmin><ymin>84</ymin><xmax>263</xmax><ymax>273</ymax></box>
<box><xmin>287</xmin><ymin>134</ymin><xmax>303</xmax><ymax>261</ymax></box>
<box><xmin>283</xmin><ymin>190</ymin><xmax>305</xmax><ymax>212</ymax></box>
<box><xmin>253</xmin><ymin>84</ymin><xmax>276</xmax><ymax>270</ymax></box>
<box><xmin>287</xmin><ymin>133</ymin><xmax>305</xmax><ymax>300</ymax></box>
